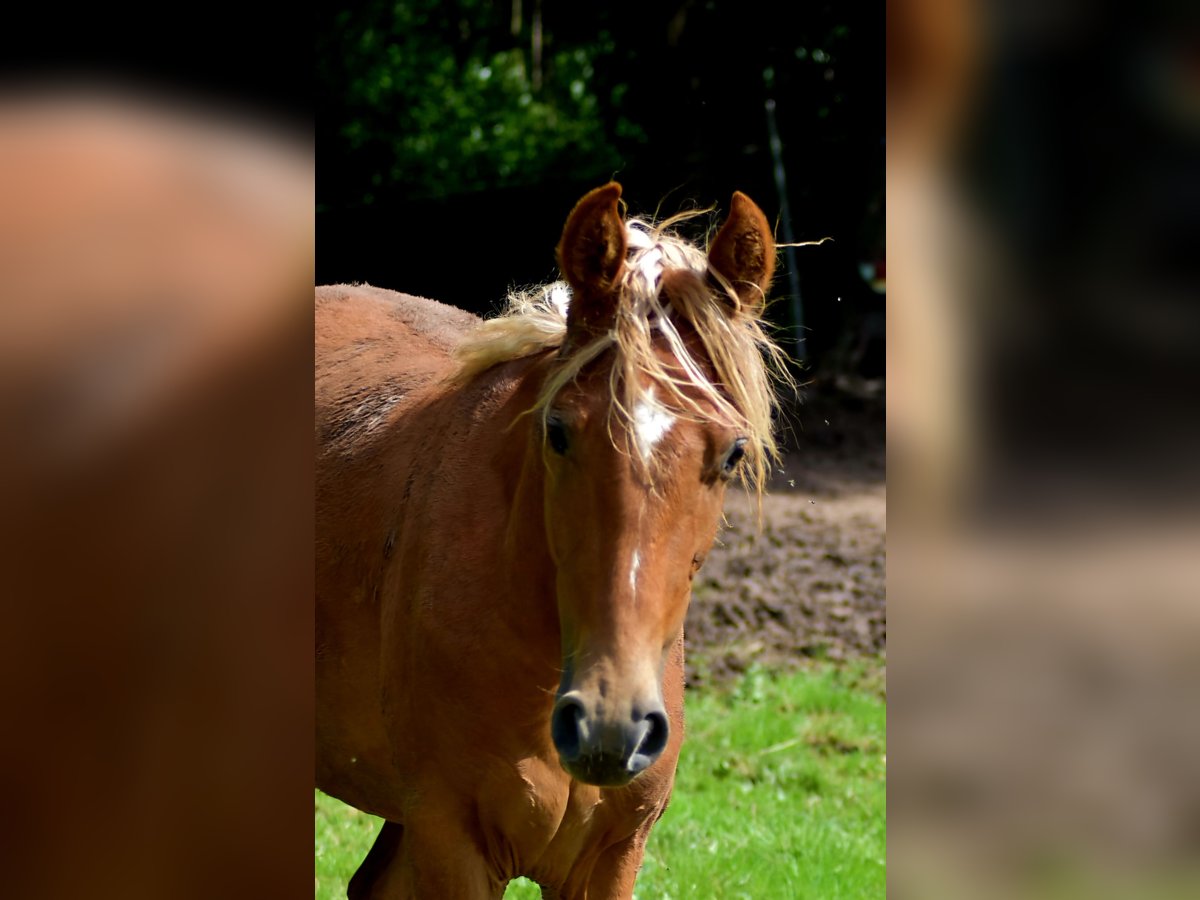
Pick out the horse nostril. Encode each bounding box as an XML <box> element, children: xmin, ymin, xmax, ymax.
<box><xmin>627</xmin><ymin>708</ymin><xmax>670</xmax><ymax>775</ymax></box>
<box><xmin>550</xmin><ymin>694</ymin><xmax>587</xmax><ymax>761</ymax></box>
<box><xmin>640</xmin><ymin>709</ymin><xmax>669</xmax><ymax>759</ymax></box>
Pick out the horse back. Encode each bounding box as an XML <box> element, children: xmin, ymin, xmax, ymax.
<box><xmin>316</xmin><ymin>284</ymin><xmax>479</xmax><ymax>431</ymax></box>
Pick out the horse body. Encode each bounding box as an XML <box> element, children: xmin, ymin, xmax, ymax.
<box><xmin>317</xmin><ymin>184</ymin><xmax>784</xmax><ymax>898</ymax></box>
<box><xmin>317</xmin><ymin>285</ymin><xmax>683</xmax><ymax>895</ymax></box>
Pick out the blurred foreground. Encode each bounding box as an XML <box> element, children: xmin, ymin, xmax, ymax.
<box><xmin>0</xmin><ymin>87</ymin><xmax>313</xmax><ymax>897</ymax></box>
<box><xmin>888</xmin><ymin>1</ymin><xmax>1200</xmax><ymax>896</ymax></box>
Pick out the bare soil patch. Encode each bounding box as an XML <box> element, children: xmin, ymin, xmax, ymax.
<box><xmin>684</xmin><ymin>379</ymin><xmax>886</xmax><ymax>686</ymax></box>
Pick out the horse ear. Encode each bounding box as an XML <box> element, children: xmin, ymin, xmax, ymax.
<box><xmin>708</xmin><ymin>191</ymin><xmax>776</xmax><ymax>314</ymax></box>
<box><xmin>558</xmin><ymin>182</ymin><xmax>627</xmax><ymax>336</ymax></box>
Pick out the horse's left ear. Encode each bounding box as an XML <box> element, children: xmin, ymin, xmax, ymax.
<box><xmin>558</xmin><ymin>182</ymin><xmax>627</xmax><ymax>338</ymax></box>
<box><xmin>707</xmin><ymin>191</ymin><xmax>776</xmax><ymax>314</ymax></box>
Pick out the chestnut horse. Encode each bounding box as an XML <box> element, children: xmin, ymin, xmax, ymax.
<box><xmin>316</xmin><ymin>183</ymin><xmax>788</xmax><ymax>898</ymax></box>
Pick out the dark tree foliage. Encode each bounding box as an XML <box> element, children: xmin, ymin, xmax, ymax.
<box><xmin>317</xmin><ymin>0</ymin><xmax>882</xmax><ymax>370</ymax></box>
<box><xmin>317</xmin><ymin>0</ymin><xmax>634</xmax><ymax>204</ymax></box>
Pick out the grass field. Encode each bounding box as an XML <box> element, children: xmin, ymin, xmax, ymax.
<box><xmin>315</xmin><ymin>662</ymin><xmax>885</xmax><ymax>899</ymax></box>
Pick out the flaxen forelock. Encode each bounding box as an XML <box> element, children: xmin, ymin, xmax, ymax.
<box><xmin>453</xmin><ymin>213</ymin><xmax>794</xmax><ymax>498</ymax></box>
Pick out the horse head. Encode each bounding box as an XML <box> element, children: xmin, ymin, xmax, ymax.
<box><xmin>538</xmin><ymin>183</ymin><xmax>781</xmax><ymax>786</ymax></box>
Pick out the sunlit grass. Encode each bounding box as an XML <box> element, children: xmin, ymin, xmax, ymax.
<box><xmin>314</xmin><ymin>791</ymin><xmax>382</xmax><ymax>900</ymax></box>
<box><xmin>315</xmin><ymin>662</ymin><xmax>885</xmax><ymax>899</ymax></box>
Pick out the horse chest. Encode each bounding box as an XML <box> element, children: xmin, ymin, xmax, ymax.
<box><xmin>477</xmin><ymin>755</ymin><xmax>668</xmax><ymax>880</ymax></box>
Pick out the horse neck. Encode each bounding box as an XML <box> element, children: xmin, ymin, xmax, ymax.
<box><xmin>471</xmin><ymin>356</ymin><xmax>562</xmax><ymax>648</ymax></box>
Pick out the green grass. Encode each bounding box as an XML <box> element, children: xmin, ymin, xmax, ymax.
<box><xmin>315</xmin><ymin>662</ymin><xmax>885</xmax><ymax>899</ymax></box>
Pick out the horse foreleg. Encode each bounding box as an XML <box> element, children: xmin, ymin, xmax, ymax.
<box><xmin>347</xmin><ymin>822</ymin><xmax>406</xmax><ymax>899</ymax></box>
<box><xmin>577</xmin><ymin>831</ymin><xmax>649</xmax><ymax>900</ymax></box>
<box><xmin>348</xmin><ymin>813</ymin><xmax>502</xmax><ymax>899</ymax></box>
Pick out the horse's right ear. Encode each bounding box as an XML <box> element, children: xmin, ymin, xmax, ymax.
<box><xmin>558</xmin><ymin>182</ymin><xmax>626</xmax><ymax>337</ymax></box>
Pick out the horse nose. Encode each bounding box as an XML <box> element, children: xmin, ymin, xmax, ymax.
<box><xmin>550</xmin><ymin>691</ymin><xmax>670</xmax><ymax>785</ymax></box>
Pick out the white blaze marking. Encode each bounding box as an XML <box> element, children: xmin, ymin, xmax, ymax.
<box><xmin>630</xmin><ymin>550</ymin><xmax>640</xmax><ymax>592</ymax></box>
<box><xmin>632</xmin><ymin>390</ymin><xmax>674</xmax><ymax>462</ymax></box>
<box><xmin>637</xmin><ymin>246</ymin><xmax>664</xmax><ymax>288</ymax></box>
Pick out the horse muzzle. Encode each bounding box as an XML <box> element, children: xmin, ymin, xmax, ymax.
<box><xmin>549</xmin><ymin>690</ymin><xmax>670</xmax><ymax>787</ymax></box>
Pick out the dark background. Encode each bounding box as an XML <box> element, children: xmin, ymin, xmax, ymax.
<box><xmin>316</xmin><ymin>0</ymin><xmax>884</xmax><ymax>375</ymax></box>
<box><xmin>0</xmin><ymin>7</ymin><xmax>311</xmax><ymax>133</ymax></box>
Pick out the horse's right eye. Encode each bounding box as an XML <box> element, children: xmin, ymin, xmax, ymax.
<box><xmin>546</xmin><ymin>416</ymin><xmax>569</xmax><ymax>455</ymax></box>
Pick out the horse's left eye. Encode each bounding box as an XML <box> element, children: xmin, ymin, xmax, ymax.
<box><xmin>545</xmin><ymin>416</ymin><xmax>569</xmax><ymax>455</ymax></box>
<box><xmin>722</xmin><ymin>438</ymin><xmax>747</xmax><ymax>476</ymax></box>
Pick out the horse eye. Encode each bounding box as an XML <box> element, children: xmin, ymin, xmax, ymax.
<box><xmin>722</xmin><ymin>438</ymin><xmax>747</xmax><ymax>476</ymax></box>
<box><xmin>545</xmin><ymin>416</ymin><xmax>569</xmax><ymax>455</ymax></box>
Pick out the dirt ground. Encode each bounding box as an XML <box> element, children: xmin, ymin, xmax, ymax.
<box><xmin>684</xmin><ymin>377</ymin><xmax>886</xmax><ymax>687</ymax></box>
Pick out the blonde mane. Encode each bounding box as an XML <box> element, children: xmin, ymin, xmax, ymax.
<box><xmin>453</xmin><ymin>214</ymin><xmax>794</xmax><ymax>498</ymax></box>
